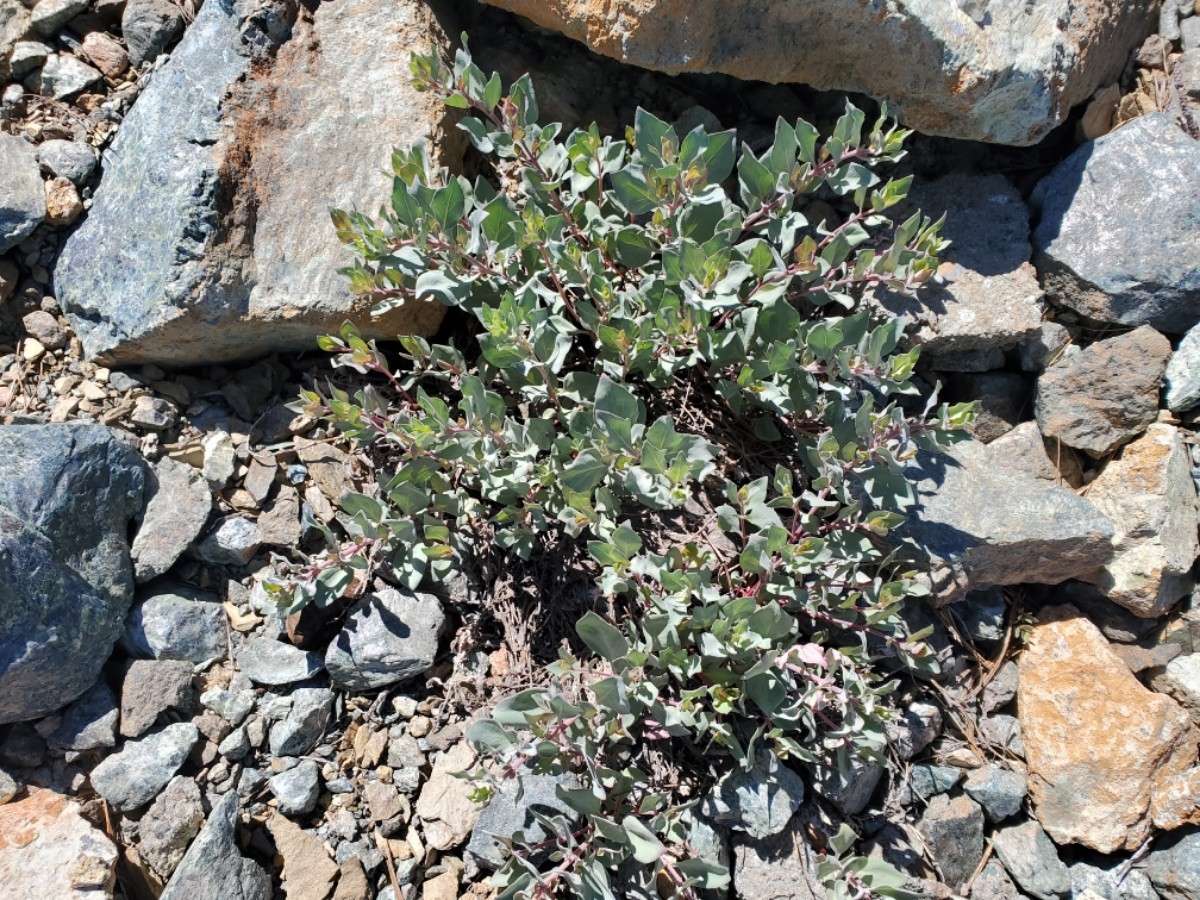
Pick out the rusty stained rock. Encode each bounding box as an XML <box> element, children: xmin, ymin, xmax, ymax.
<box><xmin>1018</xmin><ymin>606</ymin><xmax>1200</xmax><ymax>853</ymax></box>
<box><xmin>0</xmin><ymin>788</ymin><xmax>118</xmax><ymax>900</ymax></box>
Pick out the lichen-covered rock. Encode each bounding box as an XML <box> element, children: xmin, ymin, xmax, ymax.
<box><xmin>1085</xmin><ymin>424</ymin><xmax>1198</xmax><ymax>617</ymax></box>
<box><xmin>55</xmin><ymin>0</ymin><xmax>455</xmax><ymax>365</ymax></box>
<box><xmin>1034</xmin><ymin>114</ymin><xmax>1200</xmax><ymax>333</ymax></box>
<box><xmin>1035</xmin><ymin>325</ymin><xmax>1170</xmax><ymax>458</ymax></box>
<box><xmin>483</xmin><ymin>0</ymin><xmax>1154</xmax><ymax>145</ymax></box>
<box><xmin>1018</xmin><ymin>606</ymin><xmax>1200</xmax><ymax>852</ymax></box>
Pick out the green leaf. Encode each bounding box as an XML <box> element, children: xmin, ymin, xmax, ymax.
<box><xmin>577</xmin><ymin>611</ymin><xmax>630</xmax><ymax>661</ymax></box>
<box><xmin>467</xmin><ymin>719</ymin><xmax>517</xmax><ymax>754</ymax></box>
<box><xmin>621</xmin><ymin>816</ymin><xmax>665</xmax><ymax>864</ymax></box>
<box><xmin>561</xmin><ymin>451</ymin><xmax>609</xmax><ymax>494</ymax></box>
<box><xmin>611</xmin><ymin>170</ymin><xmax>658</xmax><ymax>215</ymax></box>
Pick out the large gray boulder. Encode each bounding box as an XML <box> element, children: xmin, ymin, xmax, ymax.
<box><xmin>1034</xmin><ymin>114</ymin><xmax>1200</xmax><ymax>333</ymax></box>
<box><xmin>483</xmin><ymin>0</ymin><xmax>1154</xmax><ymax>145</ymax></box>
<box><xmin>54</xmin><ymin>0</ymin><xmax>455</xmax><ymax>365</ymax></box>
<box><xmin>0</xmin><ymin>425</ymin><xmax>145</xmax><ymax>723</ymax></box>
<box><xmin>904</xmin><ymin>440</ymin><xmax>1114</xmax><ymax>603</ymax></box>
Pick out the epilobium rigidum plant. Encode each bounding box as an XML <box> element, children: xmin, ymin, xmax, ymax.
<box><xmin>272</xmin><ymin>37</ymin><xmax>972</xmax><ymax>900</ymax></box>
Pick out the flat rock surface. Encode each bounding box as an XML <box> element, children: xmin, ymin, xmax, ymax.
<box><xmin>0</xmin><ymin>788</ymin><xmax>118</xmax><ymax>900</ymax></box>
<box><xmin>88</xmin><ymin>722</ymin><xmax>199</xmax><ymax>811</ymax></box>
<box><xmin>324</xmin><ymin>588</ymin><xmax>444</xmax><ymax>691</ymax></box>
<box><xmin>123</xmin><ymin>583</ymin><xmax>226</xmax><ymax>663</ymax></box>
<box><xmin>159</xmin><ymin>792</ymin><xmax>271</xmax><ymax>900</ymax></box>
<box><xmin>0</xmin><ymin>132</ymin><xmax>46</xmax><ymax>253</ymax></box>
<box><xmin>1018</xmin><ymin>606</ymin><xmax>1200</xmax><ymax>852</ymax></box>
<box><xmin>238</xmin><ymin>637</ymin><xmax>324</xmax><ymax>686</ymax></box>
<box><xmin>415</xmin><ymin>742</ymin><xmax>481</xmax><ymax>852</ymax></box>
<box><xmin>131</xmin><ymin>456</ymin><xmax>213</xmax><ymax>583</ymax></box>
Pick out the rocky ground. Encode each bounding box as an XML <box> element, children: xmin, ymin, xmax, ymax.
<box><xmin>2</xmin><ymin>1</ymin><xmax>1200</xmax><ymax>900</ymax></box>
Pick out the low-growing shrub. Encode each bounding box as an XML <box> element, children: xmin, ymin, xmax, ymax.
<box><xmin>270</xmin><ymin>38</ymin><xmax>972</xmax><ymax>900</ymax></box>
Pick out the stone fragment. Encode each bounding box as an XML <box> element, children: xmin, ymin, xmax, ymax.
<box><xmin>0</xmin><ymin>768</ymin><xmax>18</xmax><ymax>805</ymax></box>
<box><xmin>47</xmin><ymin>681</ymin><xmax>118</xmax><ymax>751</ymax></box>
<box><xmin>269</xmin><ymin>688</ymin><xmax>334</xmax><ymax>757</ymax></box>
<box><xmin>43</xmin><ymin>176</ymin><xmax>82</xmax><ymax>227</ymax></box>
<box><xmin>138</xmin><ymin>775</ymin><xmax>204</xmax><ymax>880</ymax></box>
<box><xmin>0</xmin><ymin>788</ymin><xmax>118</xmax><ymax>900</ymax></box>
<box><xmin>159</xmin><ymin>792</ymin><xmax>271</xmax><ymax>900</ymax></box>
<box><xmin>1035</xmin><ymin>325</ymin><xmax>1169</xmax><ymax>458</ymax></box>
<box><xmin>963</xmin><ymin>767</ymin><xmax>1027</xmax><ymax>823</ymax></box>
<box><xmin>701</xmin><ymin>749</ymin><xmax>806</xmax><ymax>838</ymax></box>
<box><xmin>467</xmin><ymin>773</ymin><xmax>581</xmax><ymax>870</ymax></box>
<box><xmin>56</xmin><ymin>0</ymin><xmax>452</xmax><ymax>365</ymax></box>
<box><xmin>34</xmin><ymin>53</ymin><xmax>102</xmax><ymax>99</ymax></box>
<box><xmin>238</xmin><ymin>638</ymin><xmax>323</xmax><ymax>686</ymax></box>
<box><xmin>30</xmin><ymin>0</ymin><xmax>88</xmax><ymax>35</ymax></box>
<box><xmin>1165</xmin><ymin>321</ymin><xmax>1200</xmax><ymax>412</ymax></box>
<box><xmin>1034</xmin><ymin>114</ymin><xmax>1200</xmax><ymax>333</ymax></box>
<box><xmin>0</xmin><ymin>2</ymin><xmax>32</xmax><ymax>82</ymax></box>
<box><xmin>885</xmin><ymin>701</ymin><xmax>942</xmax><ymax>760</ymax></box>
<box><xmin>991</xmin><ymin>820</ymin><xmax>1071</xmax><ymax>900</ymax></box>
<box><xmin>202</xmin><ymin>431</ymin><xmax>236</xmax><ymax>488</ymax></box>
<box><xmin>1154</xmin><ymin>654</ymin><xmax>1200</xmax><ymax>724</ymax></box>
<box><xmin>268</xmin><ymin>760</ymin><xmax>320</xmax><ymax>817</ymax></box>
<box><xmin>915</xmin><ymin>793</ymin><xmax>984</xmax><ymax>894</ymax></box>
<box><xmin>22</xmin><ymin>310</ymin><xmax>65</xmax><ymax>349</ymax></box>
<box><xmin>971</xmin><ymin>861</ymin><xmax>1021</xmax><ymax>900</ymax></box>
<box><xmin>89</xmin><ymin>722</ymin><xmax>199</xmax><ymax>811</ymax></box>
<box><xmin>257</xmin><ymin>484</ymin><xmax>301</xmax><ymax>546</ymax></box>
<box><xmin>130</xmin><ymin>395</ymin><xmax>178</xmax><ymax>431</ymax></box>
<box><xmin>904</xmin><ymin>441</ymin><xmax>1114</xmax><ymax>603</ymax></box>
<box><xmin>123</xmin><ymin>583</ymin><xmax>226</xmax><ymax>663</ymax></box>
<box><xmin>119</xmin><ymin>659</ymin><xmax>194</xmax><ymax>738</ymax></box>
<box><xmin>1086</xmin><ymin>424</ymin><xmax>1198</xmax><ymax>616</ymax></box>
<box><xmin>1069</xmin><ymin>861</ymin><xmax>1158</xmax><ymax>900</ymax></box>
<box><xmin>201</xmin><ymin>686</ymin><xmax>256</xmax><ymax>726</ymax></box>
<box><xmin>899</xmin><ymin>764</ymin><xmax>962</xmax><ymax>805</ymax></box>
<box><xmin>195</xmin><ymin>516</ymin><xmax>261</xmax><ymax>566</ymax></box>
<box><xmin>481</xmin><ymin>0</ymin><xmax>1156</xmax><ymax>145</ymax></box>
<box><xmin>332</xmin><ymin>859</ymin><xmax>370</xmax><ymax>900</ymax></box>
<box><xmin>81</xmin><ymin>30</ymin><xmax>129</xmax><ymax>78</ymax></box>
<box><xmin>1018</xmin><ymin>322</ymin><xmax>1072</xmax><ymax>372</ymax></box>
<box><xmin>0</xmin><ymin>132</ymin><xmax>46</xmax><ymax>254</ymax></box>
<box><xmin>269</xmin><ymin>813</ymin><xmax>339</xmax><ymax>900</ymax></box>
<box><xmin>364</xmin><ymin>778</ymin><xmax>403</xmax><ymax>823</ymax></box>
<box><xmin>122</xmin><ymin>0</ymin><xmax>183</xmax><ymax>67</ymax></box>
<box><xmin>809</xmin><ymin>756</ymin><xmax>883</xmax><ymax>816</ymax></box>
<box><xmin>0</xmin><ymin>425</ymin><xmax>144</xmax><ymax>723</ymax></box>
<box><xmin>987</xmin><ymin>420</ymin><xmax>1083</xmax><ymax>487</ymax></box>
<box><xmin>325</xmin><ymin>589</ymin><xmax>444</xmax><ymax>691</ymax></box>
<box><xmin>36</xmin><ymin>140</ymin><xmax>97</xmax><ymax>186</ymax></box>
<box><xmin>424</xmin><ymin>872</ymin><xmax>459</xmax><ymax>900</ymax></box>
<box><xmin>415</xmin><ymin>742</ymin><xmax>481</xmax><ymax>851</ymax></box>
<box><xmin>131</xmin><ymin>456</ymin><xmax>213</xmax><ymax>582</ymax></box>
<box><xmin>1018</xmin><ymin>606</ymin><xmax>1200</xmax><ymax>852</ymax></box>
<box><xmin>871</xmin><ymin>175</ymin><xmax>1043</xmax><ymax>362</ymax></box>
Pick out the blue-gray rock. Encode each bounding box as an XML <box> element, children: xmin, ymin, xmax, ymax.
<box><xmin>917</xmin><ymin>793</ymin><xmax>985</xmax><ymax>893</ymax></box>
<box><xmin>33</xmin><ymin>52</ymin><xmax>103</xmax><ymax>99</ymax></box>
<box><xmin>54</xmin><ymin>0</ymin><xmax>452</xmax><ymax>365</ymax></box>
<box><xmin>121</xmin><ymin>0</ymin><xmax>183</xmax><ymax>67</ymax></box>
<box><xmin>237</xmin><ymin>637</ymin><xmax>323</xmax><ymax>686</ymax></box>
<box><xmin>159</xmin><ymin>791</ymin><xmax>271</xmax><ymax>900</ymax></box>
<box><xmin>120</xmin><ymin>658</ymin><xmax>195</xmax><ymax>738</ymax></box>
<box><xmin>950</xmin><ymin>588</ymin><xmax>1007</xmax><ymax>643</ymax></box>
<box><xmin>701</xmin><ymin>749</ymin><xmax>805</xmax><ymax>839</ymax></box>
<box><xmin>1166</xmin><ymin>322</ymin><xmax>1200</xmax><ymax>413</ymax></box>
<box><xmin>1069</xmin><ymin>860</ymin><xmax>1159</xmax><ymax>900</ymax></box>
<box><xmin>201</xmin><ymin>686</ymin><xmax>256</xmax><ymax>727</ymax></box>
<box><xmin>0</xmin><ymin>3</ymin><xmax>32</xmax><ymax>82</ymax></box>
<box><xmin>325</xmin><ymin>588</ymin><xmax>444</xmax><ymax>692</ymax></box>
<box><xmin>268</xmin><ymin>760</ymin><xmax>320</xmax><ymax>817</ymax></box>
<box><xmin>0</xmin><ymin>132</ymin><xmax>45</xmax><ymax>253</ymax></box>
<box><xmin>899</xmin><ymin>764</ymin><xmax>963</xmax><ymax>806</ymax></box>
<box><xmin>0</xmin><ymin>424</ymin><xmax>145</xmax><ymax>723</ymax></box>
<box><xmin>731</xmin><ymin>805</ymin><xmax>824</xmax><ymax>900</ymax></box>
<box><xmin>1149</xmin><ymin>830</ymin><xmax>1200</xmax><ymax>900</ymax></box>
<box><xmin>885</xmin><ymin>701</ymin><xmax>942</xmax><ymax>760</ymax></box>
<box><xmin>904</xmin><ymin>440</ymin><xmax>1115</xmax><ymax>603</ymax></box>
<box><xmin>48</xmin><ymin>680</ymin><xmax>119</xmax><ymax>751</ymax></box>
<box><xmin>130</xmin><ymin>456</ymin><xmax>212</xmax><ymax>582</ymax></box>
<box><xmin>467</xmin><ymin>772</ymin><xmax>582</xmax><ymax>870</ymax></box>
<box><xmin>36</xmin><ymin>139</ymin><xmax>97</xmax><ymax>186</ymax></box>
<box><xmin>992</xmin><ymin>820</ymin><xmax>1070</xmax><ymax>900</ymax></box>
<box><xmin>89</xmin><ymin>722</ymin><xmax>199</xmax><ymax>811</ymax></box>
<box><xmin>269</xmin><ymin>687</ymin><xmax>333</xmax><ymax>757</ymax></box>
<box><xmin>981</xmin><ymin>714</ymin><xmax>1024</xmax><ymax>757</ymax></box>
<box><xmin>123</xmin><ymin>583</ymin><xmax>226</xmax><ymax>664</ymax></box>
<box><xmin>217</xmin><ymin>725</ymin><xmax>250</xmax><ymax>760</ymax></box>
<box><xmin>810</xmin><ymin>755</ymin><xmax>884</xmax><ymax>815</ymax></box>
<box><xmin>29</xmin><ymin>0</ymin><xmax>89</xmax><ymax>35</ymax></box>
<box><xmin>1034</xmin><ymin>114</ymin><xmax>1200</xmax><ymax>334</ymax></box>
<box><xmin>194</xmin><ymin>516</ymin><xmax>261</xmax><ymax>567</ymax></box>
<box><xmin>139</xmin><ymin>775</ymin><xmax>204</xmax><ymax>880</ymax></box>
<box><xmin>972</xmin><ymin>861</ymin><xmax>1021</xmax><ymax>900</ymax></box>
<box><xmin>963</xmin><ymin>766</ymin><xmax>1027</xmax><ymax>823</ymax></box>
<box><xmin>10</xmin><ymin>40</ymin><xmax>49</xmax><ymax>78</ymax></box>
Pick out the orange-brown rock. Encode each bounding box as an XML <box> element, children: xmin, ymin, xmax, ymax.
<box><xmin>1019</xmin><ymin>606</ymin><xmax>1200</xmax><ymax>852</ymax></box>
<box><xmin>483</xmin><ymin>0</ymin><xmax>1156</xmax><ymax>145</ymax></box>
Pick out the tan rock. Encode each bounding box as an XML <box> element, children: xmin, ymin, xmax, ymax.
<box><xmin>415</xmin><ymin>742</ymin><xmax>480</xmax><ymax>851</ymax></box>
<box><xmin>44</xmin><ymin>176</ymin><xmax>83</xmax><ymax>227</ymax></box>
<box><xmin>1019</xmin><ymin>606</ymin><xmax>1200</xmax><ymax>852</ymax></box>
<box><xmin>423</xmin><ymin>871</ymin><xmax>459</xmax><ymax>900</ymax></box>
<box><xmin>1085</xmin><ymin>424</ymin><xmax>1198</xmax><ymax>616</ymax></box>
<box><xmin>269</xmin><ymin>813</ymin><xmax>338</xmax><ymax>900</ymax></box>
<box><xmin>0</xmin><ymin>788</ymin><xmax>119</xmax><ymax>900</ymax></box>
<box><xmin>331</xmin><ymin>858</ymin><xmax>370</xmax><ymax>900</ymax></box>
<box><xmin>81</xmin><ymin>31</ymin><xmax>129</xmax><ymax>78</ymax></box>
<box><xmin>1078</xmin><ymin>82</ymin><xmax>1120</xmax><ymax>140</ymax></box>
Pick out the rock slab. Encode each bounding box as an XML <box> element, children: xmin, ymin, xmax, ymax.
<box><xmin>325</xmin><ymin>588</ymin><xmax>444</xmax><ymax>691</ymax></box>
<box><xmin>0</xmin><ymin>424</ymin><xmax>144</xmax><ymax>724</ymax></box>
<box><xmin>131</xmin><ymin>456</ymin><xmax>213</xmax><ymax>583</ymax></box>
<box><xmin>55</xmin><ymin>0</ymin><xmax>453</xmax><ymax>365</ymax></box>
<box><xmin>159</xmin><ymin>792</ymin><xmax>271</xmax><ymax>900</ymax></box>
<box><xmin>0</xmin><ymin>788</ymin><xmax>118</xmax><ymax>900</ymax></box>
<box><xmin>0</xmin><ymin>132</ymin><xmax>45</xmax><ymax>253</ymax></box>
<box><xmin>1018</xmin><ymin>606</ymin><xmax>1200</xmax><ymax>852</ymax></box>
<box><xmin>89</xmin><ymin>722</ymin><xmax>199</xmax><ymax>811</ymax></box>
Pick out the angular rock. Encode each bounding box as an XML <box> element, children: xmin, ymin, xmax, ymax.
<box><xmin>991</xmin><ymin>820</ymin><xmax>1070</xmax><ymax>900</ymax></box>
<box><xmin>269</xmin><ymin>813</ymin><xmax>338</xmax><ymax>900</ymax></box>
<box><xmin>415</xmin><ymin>741</ymin><xmax>481</xmax><ymax>851</ymax></box>
<box><xmin>123</xmin><ymin>583</ymin><xmax>226</xmax><ymax>663</ymax></box>
<box><xmin>467</xmin><ymin>772</ymin><xmax>581</xmax><ymax>870</ymax></box>
<box><xmin>195</xmin><ymin>517</ymin><xmax>261</xmax><ymax>566</ymax></box>
<box><xmin>0</xmin><ymin>768</ymin><xmax>17</xmax><ymax>805</ymax></box>
<box><xmin>237</xmin><ymin>637</ymin><xmax>323</xmax><ymax>686</ymax></box>
<box><xmin>121</xmin><ymin>0</ymin><xmax>183</xmax><ymax>67</ymax></box>
<box><xmin>0</xmin><ymin>132</ymin><xmax>45</xmax><ymax>254</ymax></box>
<box><xmin>34</xmin><ymin>53</ymin><xmax>102</xmax><ymax>100</ymax></box>
<box><xmin>47</xmin><ymin>680</ymin><xmax>118</xmax><ymax>751</ymax></box>
<box><xmin>483</xmin><ymin>0</ymin><xmax>1155</xmax><ymax>145</ymax></box>
<box><xmin>1086</xmin><ymin>424</ymin><xmax>1198</xmax><ymax>616</ymax></box>
<box><xmin>201</xmin><ymin>686</ymin><xmax>256</xmax><ymax>727</ymax></box>
<box><xmin>257</xmin><ymin>484</ymin><xmax>301</xmax><ymax>546</ymax></box>
<box><xmin>268</xmin><ymin>687</ymin><xmax>334</xmax><ymax>757</ymax></box>
<box><xmin>89</xmin><ymin>722</ymin><xmax>199</xmax><ymax>811</ymax></box>
<box><xmin>138</xmin><ymin>775</ymin><xmax>204</xmax><ymax>880</ymax></box>
<box><xmin>1166</xmin><ymin>323</ymin><xmax>1200</xmax><ymax>412</ymax></box>
<box><xmin>1018</xmin><ymin>321</ymin><xmax>1072</xmax><ymax>373</ymax></box>
<box><xmin>1069</xmin><ymin>860</ymin><xmax>1160</xmax><ymax>900</ymax></box>
<box><xmin>0</xmin><ymin>424</ymin><xmax>144</xmax><ymax>723</ymax></box>
<box><xmin>80</xmin><ymin>30</ymin><xmax>128</xmax><ymax>78</ymax></box>
<box><xmin>871</xmin><ymin>174</ymin><xmax>1043</xmax><ymax>362</ymax></box>
<box><xmin>159</xmin><ymin>792</ymin><xmax>271</xmax><ymax>900</ymax></box>
<box><xmin>324</xmin><ymin>588</ymin><xmax>444</xmax><ymax>692</ymax></box>
<box><xmin>885</xmin><ymin>701</ymin><xmax>942</xmax><ymax>760</ymax></box>
<box><xmin>915</xmin><ymin>792</ymin><xmax>984</xmax><ymax>893</ymax></box>
<box><xmin>36</xmin><ymin>139</ymin><xmax>97</xmax><ymax>186</ymax></box>
<box><xmin>701</xmin><ymin>749</ymin><xmax>806</xmax><ymax>838</ymax></box>
<box><xmin>44</xmin><ymin>176</ymin><xmax>82</xmax><ymax>227</ymax></box>
<box><xmin>1035</xmin><ymin>325</ymin><xmax>1170</xmax><ymax>458</ymax></box>
<box><xmin>120</xmin><ymin>659</ymin><xmax>195</xmax><ymax>738</ymax></box>
<box><xmin>268</xmin><ymin>760</ymin><xmax>320</xmax><ymax>817</ymax></box>
<box><xmin>1034</xmin><ymin>114</ymin><xmax>1200</xmax><ymax>333</ymax></box>
<box><xmin>55</xmin><ymin>0</ymin><xmax>453</xmax><ymax>365</ymax></box>
<box><xmin>0</xmin><ymin>788</ymin><xmax>118</xmax><ymax>900</ymax></box>
<box><xmin>899</xmin><ymin>764</ymin><xmax>962</xmax><ymax>806</ymax></box>
<box><xmin>971</xmin><ymin>861</ymin><xmax>1021</xmax><ymax>900</ymax></box>
<box><xmin>1018</xmin><ymin>606</ymin><xmax>1200</xmax><ymax>852</ymax></box>
<box><xmin>731</xmin><ymin>807</ymin><xmax>823</xmax><ymax>900</ymax></box>
<box><xmin>1154</xmin><ymin>654</ymin><xmax>1200</xmax><ymax>724</ymax></box>
<box><xmin>903</xmin><ymin>440</ymin><xmax>1114</xmax><ymax>603</ymax></box>
<box><xmin>0</xmin><ymin>2</ymin><xmax>32</xmax><ymax>82</ymax></box>
<box><xmin>987</xmin><ymin>420</ymin><xmax>1083</xmax><ymax>487</ymax></box>
<box><xmin>809</xmin><ymin>756</ymin><xmax>882</xmax><ymax>816</ymax></box>
<box><xmin>963</xmin><ymin>766</ymin><xmax>1027</xmax><ymax>823</ymax></box>
<box><xmin>131</xmin><ymin>456</ymin><xmax>213</xmax><ymax>583</ymax></box>
<box><xmin>30</xmin><ymin>0</ymin><xmax>88</xmax><ymax>35</ymax></box>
